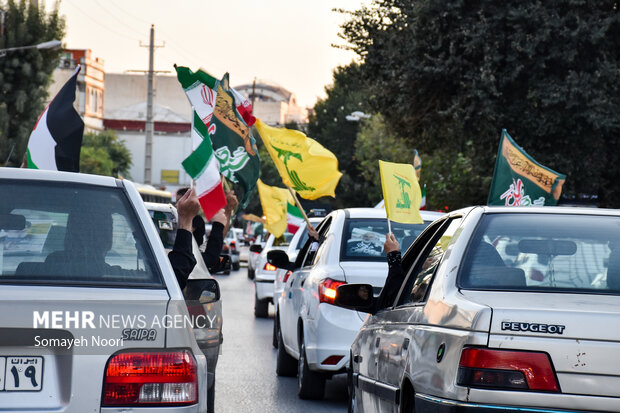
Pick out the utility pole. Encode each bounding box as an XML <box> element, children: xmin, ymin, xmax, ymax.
<box><xmin>136</xmin><ymin>24</ymin><xmax>165</xmax><ymax>185</ymax></box>
<box><xmin>251</xmin><ymin>77</ymin><xmax>257</xmax><ymax>110</ymax></box>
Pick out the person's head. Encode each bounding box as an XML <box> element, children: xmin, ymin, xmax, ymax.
<box><xmin>362</xmin><ymin>232</ymin><xmax>374</xmax><ymax>243</ymax></box>
<box><xmin>176</xmin><ymin>187</ymin><xmax>190</xmax><ymax>202</ymax></box>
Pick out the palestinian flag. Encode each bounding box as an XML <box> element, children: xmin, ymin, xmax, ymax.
<box><xmin>286</xmin><ymin>200</ymin><xmax>304</xmax><ymax>233</ymax></box>
<box><xmin>182</xmin><ymin>111</ymin><xmax>226</xmax><ymax>220</ymax></box>
<box><xmin>26</xmin><ymin>65</ymin><xmax>84</xmax><ymax>172</ymax></box>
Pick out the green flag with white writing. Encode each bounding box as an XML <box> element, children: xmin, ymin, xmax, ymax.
<box><xmin>488</xmin><ymin>129</ymin><xmax>566</xmax><ymax>206</ymax></box>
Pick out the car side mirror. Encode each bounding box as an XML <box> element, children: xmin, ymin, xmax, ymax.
<box><xmin>334</xmin><ymin>284</ymin><xmax>375</xmax><ymax>314</ymax></box>
<box><xmin>184</xmin><ymin>278</ymin><xmax>221</xmax><ymax>303</ymax></box>
<box><xmin>267</xmin><ymin>249</ymin><xmax>293</xmax><ymax>270</ymax></box>
<box><xmin>250</xmin><ymin>244</ymin><xmax>263</xmax><ymax>253</ymax></box>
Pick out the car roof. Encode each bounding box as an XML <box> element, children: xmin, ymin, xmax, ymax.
<box><xmin>479</xmin><ymin>205</ymin><xmax>620</xmax><ymax>216</ymax></box>
<box><xmin>1</xmin><ymin>167</ymin><xmax>119</xmax><ymax>187</ymax></box>
<box><xmin>342</xmin><ymin>207</ymin><xmax>445</xmax><ymax>221</ymax></box>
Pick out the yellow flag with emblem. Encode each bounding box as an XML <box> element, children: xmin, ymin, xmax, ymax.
<box><xmin>379</xmin><ymin>160</ymin><xmax>423</xmax><ymax>224</ymax></box>
<box><xmin>256</xmin><ymin>179</ymin><xmax>289</xmax><ymax>237</ymax></box>
<box><xmin>254</xmin><ymin>119</ymin><xmax>342</xmax><ymax>200</ymax></box>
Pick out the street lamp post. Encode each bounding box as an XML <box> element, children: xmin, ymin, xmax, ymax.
<box><xmin>0</xmin><ymin>39</ymin><xmax>61</xmax><ymax>57</ymax></box>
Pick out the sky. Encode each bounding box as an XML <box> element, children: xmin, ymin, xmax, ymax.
<box><xmin>46</xmin><ymin>0</ymin><xmax>366</xmax><ymax>108</ymax></box>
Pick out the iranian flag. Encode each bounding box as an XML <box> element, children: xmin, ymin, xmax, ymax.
<box><xmin>420</xmin><ymin>185</ymin><xmax>427</xmax><ymax>210</ymax></box>
<box><xmin>182</xmin><ymin>111</ymin><xmax>226</xmax><ymax>220</ymax></box>
<box><xmin>175</xmin><ymin>65</ymin><xmax>256</xmax><ymax>132</ymax></box>
<box><xmin>26</xmin><ymin>65</ymin><xmax>84</xmax><ymax>172</ymax></box>
<box><xmin>286</xmin><ymin>200</ymin><xmax>304</xmax><ymax>233</ymax></box>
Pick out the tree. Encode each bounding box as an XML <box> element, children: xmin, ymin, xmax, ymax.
<box><xmin>308</xmin><ymin>62</ymin><xmax>371</xmax><ymax>208</ymax></box>
<box><xmin>0</xmin><ymin>0</ymin><xmax>64</xmax><ymax>166</ymax></box>
<box><xmin>339</xmin><ymin>0</ymin><xmax>620</xmax><ymax>207</ymax></box>
<box><xmin>80</xmin><ymin>130</ymin><xmax>132</xmax><ymax>177</ymax></box>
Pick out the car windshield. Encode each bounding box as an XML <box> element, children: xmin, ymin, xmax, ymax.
<box><xmin>459</xmin><ymin>213</ymin><xmax>620</xmax><ymax>294</ymax></box>
<box><xmin>273</xmin><ymin>232</ymin><xmax>294</xmax><ymax>247</ymax></box>
<box><xmin>0</xmin><ymin>180</ymin><xmax>163</xmax><ymax>287</ymax></box>
<box><xmin>341</xmin><ymin>218</ymin><xmax>431</xmax><ymax>261</ymax></box>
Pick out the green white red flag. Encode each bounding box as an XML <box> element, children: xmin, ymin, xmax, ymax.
<box><xmin>182</xmin><ymin>111</ymin><xmax>226</xmax><ymax>220</ymax></box>
<box><xmin>286</xmin><ymin>200</ymin><xmax>304</xmax><ymax>233</ymax></box>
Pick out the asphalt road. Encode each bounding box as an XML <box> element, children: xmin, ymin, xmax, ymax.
<box><xmin>213</xmin><ymin>264</ymin><xmax>348</xmax><ymax>413</ymax></box>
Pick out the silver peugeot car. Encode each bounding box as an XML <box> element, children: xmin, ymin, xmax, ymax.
<box><xmin>0</xmin><ymin>168</ymin><xmax>214</xmax><ymax>412</ymax></box>
<box><xmin>337</xmin><ymin>206</ymin><xmax>620</xmax><ymax>412</ymax></box>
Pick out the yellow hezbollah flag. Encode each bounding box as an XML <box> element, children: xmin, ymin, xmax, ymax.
<box><xmin>256</xmin><ymin>179</ymin><xmax>289</xmax><ymax>237</ymax></box>
<box><xmin>379</xmin><ymin>160</ymin><xmax>423</xmax><ymax>224</ymax></box>
<box><xmin>255</xmin><ymin>119</ymin><xmax>342</xmax><ymax>200</ymax></box>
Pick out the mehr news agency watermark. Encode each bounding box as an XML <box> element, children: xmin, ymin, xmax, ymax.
<box><xmin>31</xmin><ymin>310</ymin><xmax>217</xmax><ymax>349</ymax></box>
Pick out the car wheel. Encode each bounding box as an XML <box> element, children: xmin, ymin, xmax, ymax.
<box><xmin>207</xmin><ymin>377</ymin><xmax>215</xmax><ymax>413</ymax></box>
<box><xmin>233</xmin><ymin>261</ymin><xmax>240</xmax><ymax>271</ymax></box>
<box><xmin>276</xmin><ymin>319</ymin><xmax>297</xmax><ymax>376</ymax></box>
<box><xmin>248</xmin><ymin>267</ymin><xmax>255</xmax><ymax>279</ymax></box>
<box><xmin>272</xmin><ymin>315</ymin><xmax>279</xmax><ymax>348</ymax></box>
<box><xmin>297</xmin><ymin>337</ymin><xmax>325</xmax><ymax>399</ymax></box>
<box><xmin>254</xmin><ymin>294</ymin><xmax>269</xmax><ymax>318</ymax></box>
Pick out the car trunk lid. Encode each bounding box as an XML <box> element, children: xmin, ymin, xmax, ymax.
<box><xmin>462</xmin><ymin>290</ymin><xmax>620</xmax><ymax>398</ymax></box>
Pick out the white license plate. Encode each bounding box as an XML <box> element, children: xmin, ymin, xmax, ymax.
<box><xmin>0</xmin><ymin>356</ymin><xmax>43</xmax><ymax>391</ymax></box>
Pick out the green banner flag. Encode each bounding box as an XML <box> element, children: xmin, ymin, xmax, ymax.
<box><xmin>210</xmin><ymin>73</ymin><xmax>260</xmax><ymax>208</ymax></box>
<box><xmin>487</xmin><ymin>129</ymin><xmax>566</xmax><ymax>206</ymax></box>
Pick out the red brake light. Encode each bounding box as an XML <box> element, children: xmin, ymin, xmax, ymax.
<box><xmin>283</xmin><ymin>270</ymin><xmax>293</xmax><ymax>283</ymax></box>
<box><xmin>102</xmin><ymin>350</ymin><xmax>198</xmax><ymax>406</ymax></box>
<box><xmin>457</xmin><ymin>347</ymin><xmax>559</xmax><ymax>392</ymax></box>
<box><xmin>264</xmin><ymin>263</ymin><xmax>277</xmax><ymax>271</ymax></box>
<box><xmin>318</xmin><ymin>278</ymin><xmax>347</xmax><ymax>305</ymax></box>
<box><xmin>230</xmin><ymin>241</ymin><xmax>236</xmax><ymax>249</ymax></box>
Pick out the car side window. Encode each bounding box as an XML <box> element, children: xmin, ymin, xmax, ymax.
<box><xmin>297</xmin><ymin>217</ymin><xmax>332</xmax><ymax>268</ymax></box>
<box><xmin>398</xmin><ymin>217</ymin><xmax>463</xmax><ymax>306</ymax></box>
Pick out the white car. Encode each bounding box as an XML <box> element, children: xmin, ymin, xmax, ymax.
<box><xmin>253</xmin><ymin>231</ymin><xmax>295</xmax><ymax>317</ymax></box>
<box><xmin>247</xmin><ymin>233</ymin><xmax>266</xmax><ymax>279</ymax></box>
<box><xmin>0</xmin><ymin>168</ymin><xmax>212</xmax><ymax>412</ymax></box>
<box><xmin>270</xmin><ymin>208</ymin><xmax>443</xmax><ymax>399</ymax></box>
<box><xmin>337</xmin><ymin>206</ymin><xmax>620</xmax><ymax>412</ymax></box>
<box><xmin>272</xmin><ymin>217</ymin><xmax>323</xmax><ymax>347</ymax></box>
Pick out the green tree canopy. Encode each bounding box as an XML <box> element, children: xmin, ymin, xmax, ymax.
<box><xmin>308</xmin><ymin>62</ymin><xmax>371</xmax><ymax>208</ymax></box>
<box><xmin>80</xmin><ymin>130</ymin><xmax>132</xmax><ymax>177</ymax></box>
<box><xmin>0</xmin><ymin>0</ymin><xmax>64</xmax><ymax>166</ymax></box>
<box><xmin>339</xmin><ymin>0</ymin><xmax>620</xmax><ymax>207</ymax></box>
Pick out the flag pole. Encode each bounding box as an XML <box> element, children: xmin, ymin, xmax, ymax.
<box><xmin>387</xmin><ymin>218</ymin><xmax>392</xmax><ymax>234</ymax></box>
<box><xmin>286</xmin><ymin>185</ymin><xmax>312</xmax><ymax>228</ymax></box>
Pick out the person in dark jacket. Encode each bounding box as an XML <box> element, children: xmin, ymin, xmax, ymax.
<box><xmin>374</xmin><ymin>232</ymin><xmax>403</xmax><ymax>311</ymax></box>
<box><xmin>168</xmin><ymin>187</ymin><xmax>200</xmax><ymax>289</ymax></box>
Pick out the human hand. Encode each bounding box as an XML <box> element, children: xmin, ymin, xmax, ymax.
<box><xmin>224</xmin><ymin>190</ymin><xmax>238</xmax><ymax>217</ymax></box>
<box><xmin>307</xmin><ymin>224</ymin><xmax>319</xmax><ymax>241</ymax></box>
<box><xmin>384</xmin><ymin>233</ymin><xmax>400</xmax><ymax>254</ymax></box>
<box><xmin>212</xmin><ymin>208</ymin><xmax>227</xmax><ymax>226</ymax></box>
<box><xmin>176</xmin><ymin>188</ymin><xmax>200</xmax><ymax>231</ymax></box>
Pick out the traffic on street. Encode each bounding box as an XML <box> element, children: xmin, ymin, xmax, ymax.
<box><xmin>1</xmin><ymin>1</ymin><xmax>619</xmax><ymax>412</ymax></box>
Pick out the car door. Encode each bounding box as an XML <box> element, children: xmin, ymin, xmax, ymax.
<box><xmin>352</xmin><ymin>217</ymin><xmax>460</xmax><ymax>411</ymax></box>
<box><xmin>280</xmin><ymin>218</ymin><xmax>332</xmax><ymax>357</ymax></box>
<box><xmin>378</xmin><ymin>217</ymin><xmax>462</xmax><ymax>411</ymax></box>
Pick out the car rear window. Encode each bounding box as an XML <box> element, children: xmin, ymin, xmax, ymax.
<box><xmin>341</xmin><ymin>218</ymin><xmax>431</xmax><ymax>262</ymax></box>
<box><xmin>459</xmin><ymin>213</ymin><xmax>620</xmax><ymax>294</ymax></box>
<box><xmin>0</xmin><ymin>180</ymin><xmax>163</xmax><ymax>288</ymax></box>
<box><xmin>149</xmin><ymin>210</ymin><xmax>177</xmax><ymax>250</ymax></box>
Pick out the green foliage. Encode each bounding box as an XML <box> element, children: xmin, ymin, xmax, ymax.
<box><xmin>80</xmin><ymin>130</ymin><xmax>132</xmax><ymax>177</ymax></box>
<box><xmin>354</xmin><ymin>114</ymin><xmax>412</xmax><ymax>205</ymax></box>
<box><xmin>0</xmin><ymin>0</ymin><xmax>65</xmax><ymax>166</ymax></box>
<box><xmin>339</xmin><ymin>0</ymin><xmax>620</xmax><ymax>207</ymax></box>
<box><xmin>308</xmin><ymin>62</ymin><xmax>371</xmax><ymax>208</ymax></box>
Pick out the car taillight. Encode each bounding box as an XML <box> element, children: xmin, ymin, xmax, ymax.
<box><xmin>102</xmin><ymin>350</ymin><xmax>198</xmax><ymax>406</ymax></box>
<box><xmin>457</xmin><ymin>347</ymin><xmax>559</xmax><ymax>392</ymax></box>
<box><xmin>318</xmin><ymin>278</ymin><xmax>346</xmax><ymax>305</ymax></box>
<box><xmin>283</xmin><ymin>270</ymin><xmax>293</xmax><ymax>283</ymax></box>
<box><xmin>264</xmin><ymin>263</ymin><xmax>277</xmax><ymax>271</ymax></box>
